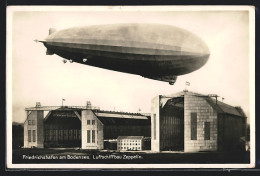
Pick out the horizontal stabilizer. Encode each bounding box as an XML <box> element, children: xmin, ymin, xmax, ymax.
<box><xmin>34</xmin><ymin>39</ymin><xmax>46</xmax><ymax>43</ymax></box>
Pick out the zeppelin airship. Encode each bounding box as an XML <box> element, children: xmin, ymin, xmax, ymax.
<box><xmin>38</xmin><ymin>23</ymin><xmax>210</xmax><ymax>85</ymax></box>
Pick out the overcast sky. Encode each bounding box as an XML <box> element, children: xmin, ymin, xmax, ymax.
<box><xmin>8</xmin><ymin>6</ymin><xmax>253</xmax><ymax>123</ymax></box>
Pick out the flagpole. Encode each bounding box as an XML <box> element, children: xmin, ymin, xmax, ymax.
<box><xmin>62</xmin><ymin>98</ymin><xmax>65</xmax><ymax>107</ymax></box>
<box><xmin>185</xmin><ymin>81</ymin><xmax>190</xmax><ymax>92</ymax></box>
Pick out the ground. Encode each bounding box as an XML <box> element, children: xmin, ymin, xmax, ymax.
<box><xmin>12</xmin><ymin>148</ymin><xmax>250</xmax><ymax>164</ymax></box>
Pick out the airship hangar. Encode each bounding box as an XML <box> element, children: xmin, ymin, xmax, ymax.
<box><xmin>23</xmin><ymin>91</ymin><xmax>247</xmax><ymax>152</ymax></box>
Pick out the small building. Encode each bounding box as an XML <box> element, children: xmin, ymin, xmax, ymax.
<box><xmin>117</xmin><ymin>136</ymin><xmax>144</xmax><ymax>151</ymax></box>
<box><xmin>151</xmin><ymin>91</ymin><xmax>247</xmax><ymax>152</ymax></box>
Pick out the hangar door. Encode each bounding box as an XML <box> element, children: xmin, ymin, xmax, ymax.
<box><xmin>44</xmin><ymin>110</ymin><xmax>81</xmax><ymax>148</ymax></box>
<box><xmin>160</xmin><ymin>97</ymin><xmax>184</xmax><ymax>151</ymax></box>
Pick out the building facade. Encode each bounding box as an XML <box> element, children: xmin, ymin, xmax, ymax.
<box><xmin>24</xmin><ymin>111</ymin><xmax>44</xmax><ymax>148</ymax></box>
<box><xmin>151</xmin><ymin>91</ymin><xmax>247</xmax><ymax>152</ymax></box>
<box><xmin>24</xmin><ymin>105</ymin><xmax>150</xmax><ymax>149</ymax></box>
<box><xmin>117</xmin><ymin>136</ymin><xmax>144</xmax><ymax>151</ymax></box>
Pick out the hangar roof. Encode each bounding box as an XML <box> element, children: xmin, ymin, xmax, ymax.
<box><xmin>94</xmin><ymin>110</ymin><xmax>150</xmax><ymax>125</ymax></box>
<box><xmin>94</xmin><ymin>111</ymin><xmax>148</xmax><ymax>119</ymax></box>
<box><xmin>205</xmin><ymin>98</ymin><xmax>245</xmax><ymax>117</ymax></box>
<box><xmin>44</xmin><ymin>108</ymin><xmax>82</xmax><ymax>122</ymax></box>
<box><xmin>168</xmin><ymin>91</ymin><xmax>246</xmax><ymax>117</ymax></box>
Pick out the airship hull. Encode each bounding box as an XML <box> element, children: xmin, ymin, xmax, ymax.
<box><xmin>42</xmin><ymin>24</ymin><xmax>210</xmax><ymax>84</ymax></box>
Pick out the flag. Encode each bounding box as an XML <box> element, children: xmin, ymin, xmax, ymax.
<box><xmin>62</xmin><ymin>98</ymin><xmax>66</xmax><ymax>101</ymax></box>
<box><xmin>185</xmin><ymin>81</ymin><xmax>190</xmax><ymax>86</ymax></box>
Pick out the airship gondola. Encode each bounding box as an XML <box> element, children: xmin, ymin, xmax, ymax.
<box><xmin>39</xmin><ymin>23</ymin><xmax>210</xmax><ymax>85</ymax></box>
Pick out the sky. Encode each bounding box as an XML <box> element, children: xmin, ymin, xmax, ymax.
<box><xmin>7</xmin><ymin>6</ymin><xmax>253</xmax><ymax>123</ymax></box>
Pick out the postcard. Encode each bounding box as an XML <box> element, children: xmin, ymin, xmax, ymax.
<box><xmin>6</xmin><ymin>5</ymin><xmax>255</xmax><ymax>169</ymax></box>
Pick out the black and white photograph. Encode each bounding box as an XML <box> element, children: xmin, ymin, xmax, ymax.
<box><xmin>6</xmin><ymin>6</ymin><xmax>255</xmax><ymax>169</ymax></box>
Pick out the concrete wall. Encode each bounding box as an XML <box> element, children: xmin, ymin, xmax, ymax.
<box><xmin>36</xmin><ymin>111</ymin><xmax>44</xmax><ymax>148</ymax></box>
<box><xmin>81</xmin><ymin>110</ymin><xmax>103</xmax><ymax>149</ymax></box>
<box><xmin>151</xmin><ymin>96</ymin><xmax>160</xmax><ymax>152</ymax></box>
<box><xmin>184</xmin><ymin>94</ymin><xmax>218</xmax><ymax>152</ymax></box>
<box><xmin>24</xmin><ymin>111</ymin><xmax>44</xmax><ymax>148</ymax></box>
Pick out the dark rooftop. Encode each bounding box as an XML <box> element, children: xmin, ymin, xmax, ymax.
<box><xmin>117</xmin><ymin>136</ymin><xmax>143</xmax><ymax>140</ymax></box>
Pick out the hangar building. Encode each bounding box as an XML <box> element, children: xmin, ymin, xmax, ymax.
<box><xmin>151</xmin><ymin>91</ymin><xmax>247</xmax><ymax>152</ymax></box>
<box><xmin>24</xmin><ymin>104</ymin><xmax>151</xmax><ymax>149</ymax></box>
<box><xmin>23</xmin><ymin>91</ymin><xmax>247</xmax><ymax>153</ymax></box>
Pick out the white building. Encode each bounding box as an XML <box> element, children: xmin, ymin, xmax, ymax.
<box><xmin>117</xmin><ymin>136</ymin><xmax>144</xmax><ymax>151</ymax></box>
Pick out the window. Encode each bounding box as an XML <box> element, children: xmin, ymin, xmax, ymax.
<box><xmin>87</xmin><ymin>120</ymin><xmax>90</xmax><ymax>125</ymax></box>
<box><xmin>92</xmin><ymin>130</ymin><xmax>95</xmax><ymax>143</ymax></box>
<box><xmin>32</xmin><ymin>130</ymin><xmax>36</xmax><ymax>142</ymax></box>
<box><xmin>28</xmin><ymin>130</ymin><xmax>31</xmax><ymax>142</ymax></box>
<box><xmin>87</xmin><ymin>130</ymin><xmax>90</xmax><ymax>143</ymax></box>
<box><xmin>92</xmin><ymin>120</ymin><xmax>95</xmax><ymax>125</ymax></box>
<box><xmin>28</xmin><ymin>120</ymin><xmax>31</xmax><ymax>125</ymax></box>
<box><xmin>191</xmin><ymin>113</ymin><xmax>197</xmax><ymax>140</ymax></box>
<box><xmin>32</xmin><ymin>120</ymin><xmax>35</xmax><ymax>125</ymax></box>
<box><xmin>204</xmin><ymin>122</ymin><xmax>210</xmax><ymax>140</ymax></box>
<box><xmin>153</xmin><ymin>114</ymin><xmax>156</xmax><ymax>140</ymax></box>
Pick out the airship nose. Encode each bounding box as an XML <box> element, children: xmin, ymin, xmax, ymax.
<box><xmin>177</xmin><ymin>32</ymin><xmax>210</xmax><ymax>73</ymax></box>
<box><xmin>181</xmin><ymin>33</ymin><xmax>210</xmax><ymax>56</ymax></box>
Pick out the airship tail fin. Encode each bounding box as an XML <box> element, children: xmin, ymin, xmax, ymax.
<box><xmin>49</xmin><ymin>28</ymin><xmax>56</xmax><ymax>35</ymax></box>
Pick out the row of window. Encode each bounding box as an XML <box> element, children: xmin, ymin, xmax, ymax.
<box><xmin>28</xmin><ymin>120</ymin><xmax>35</xmax><ymax>125</ymax></box>
<box><xmin>191</xmin><ymin>113</ymin><xmax>210</xmax><ymax>140</ymax></box>
<box><xmin>118</xmin><ymin>140</ymin><xmax>140</xmax><ymax>143</ymax></box>
<box><xmin>119</xmin><ymin>147</ymin><xmax>141</xmax><ymax>150</ymax></box>
<box><xmin>45</xmin><ymin>129</ymin><xmax>80</xmax><ymax>135</ymax></box>
<box><xmin>28</xmin><ymin>130</ymin><xmax>36</xmax><ymax>142</ymax></box>
<box><xmin>87</xmin><ymin>130</ymin><xmax>95</xmax><ymax>143</ymax></box>
<box><xmin>118</xmin><ymin>143</ymin><xmax>141</xmax><ymax>146</ymax></box>
<box><xmin>45</xmin><ymin>129</ymin><xmax>81</xmax><ymax>141</ymax></box>
<box><xmin>87</xmin><ymin>120</ymin><xmax>95</xmax><ymax>125</ymax></box>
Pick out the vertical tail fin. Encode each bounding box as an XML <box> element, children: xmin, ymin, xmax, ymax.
<box><xmin>49</xmin><ymin>28</ymin><xmax>56</xmax><ymax>35</ymax></box>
